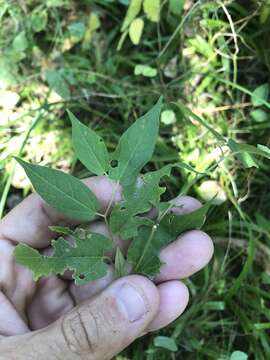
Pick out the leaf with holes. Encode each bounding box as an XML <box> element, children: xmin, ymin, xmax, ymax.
<box><xmin>109</xmin><ymin>97</ymin><xmax>163</xmax><ymax>185</ymax></box>
<box><xmin>14</xmin><ymin>231</ymin><xmax>112</xmax><ymax>285</ymax></box>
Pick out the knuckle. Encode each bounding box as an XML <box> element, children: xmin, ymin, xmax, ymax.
<box><xmin>61</xmin><ymin>306</ymin><xmax>100</xmax><ymax>357</ymax></box>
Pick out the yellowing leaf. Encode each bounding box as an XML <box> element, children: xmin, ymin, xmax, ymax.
<box><xmin>121</xmin><ymin>0</ymin><xmax>142</xmax><ymax>31</ymax></box>
<box><xmin>143</xmin><ymin>0</ymin><xmax>160</xmax><ymax>22</ymax></box>
<box><xmin>129</xmin><ymin>18</ymin><xmax>144</xmax><ymax>45</ymax></box>
<box><xmin>82</xmin><ymin>13</ymin><xmax>101</xmax><ymax>49</ymax></box>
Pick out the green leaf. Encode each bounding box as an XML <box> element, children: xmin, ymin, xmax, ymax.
<box><xmin>134</xmin><ymin>64</ymin><xmax>157</xmax><ymax>77</ymax></box>
<box><xmin>110</xmin><ymin>165</ymin><xmax>171</xmax><ymax>239</ymax></box>
<box><xmin>143</xmin><ymin>0</ymin><xmax>160</xmax><ymax>22</ymax></box>
<box><xmin>115</xmin><ymin>247</ymin><xmax>129</xmax><ymax>278</ymax></box>
<box><xmin>128</xmin><ymin>203</ymin><xmax>210</xmax><ymax>277</ymax></box>
<box><xmin>45</xmin><ymin>69</ymin><xmax>70</xmax><ymax>99</ymax></box>
<box><xmin>12</xmin><ymin>31</ymin><xmax>28</xmax><ymax>52</ymax></box>
<box><xmin>121</xmin><ymin>0</ymin><xmax>142</xmax><ymax>31</ymax></box>
<box><xmin>159</xmin><ymin>201</ymin><xmax>210</xmax><ymax>238</ymax></box>
<box><xmin>15</xmin><ymin>158</ymin><xmax>100</xmax><ymax>221</ymax></box>
<box><xmin>251</xmin><ymin>84</ymin><xmax>269</xmax><ymax>107</ymax></box>
<box><xmin>68</xmin><ymin>111</ymin><xmax>109</xmax><ymax>176</ymax></box>
<box><xmin>109</xmin><ymin>97</ymin><xmax>163</xmax><ymax>185</ymax></box>
<box><xmin>154</xmin><ymin>336</ymin><xmax>178</xmax><ymax>352</ymax></box>
<box><xmin>14</xmin><ymin>231</ymin><xmax>112</xmax><ymax>285</ymax></box>
<box><xmin>228</xmin><ymin>139</ymin><xmax>258</xmax><ymax>168</ymax></box>
<box><xmin>169</xmin><ymin>0</ymin><xmax>185</xmax><ymax>15</ymax></box>
<box><xmin>250</xmin><ymin>109</ymin><xmax>268</xmax><ymax>122</ymax></box>
<box><xmin>31</xmin><ymin>9</ymin><xmax>48</xmax><ymax>33</ymax></box>
<box><xmin>230</xmin><ymin>351</ymin><xmax>248</xmax><ymax>360</ymax></box>
<box><xmin>161</xmin><ymin>110</ymin><xmax>176</xmax><ymax>125</ymax></box>
<box><xmin>129</xmin><ymin>18</ymin><xmax>144</xmax><ymax>45</ymax></box>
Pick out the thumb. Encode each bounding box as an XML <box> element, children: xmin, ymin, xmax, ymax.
<box><xmin>1</xmin><ymin>275</ymin><xmax>159</xmax><ymax>360</ymax></box>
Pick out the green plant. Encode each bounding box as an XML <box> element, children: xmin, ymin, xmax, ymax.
<box><xmin>14</xmin><ymin>98</ymin><xmax>209</xmax><ymax>285</ymax></box>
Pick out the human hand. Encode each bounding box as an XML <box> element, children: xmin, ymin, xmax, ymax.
<box><xmin>0</xmin><ymin>176</ymin><xmax>213</xmax><ymax>360</ymax></box>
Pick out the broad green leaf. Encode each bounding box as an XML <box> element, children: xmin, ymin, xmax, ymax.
<box><xmin>15</xmin><ymin>158</ymin><xmax>100</xmax><ymax>221</ymax></box>
<box><xmin>121</xmin><ymin>0</ymin><xmax>142</xmax><ymax>31</ymax></box>
<box><xmin>115</xmin><ymin>247</ymin><xmax>129</xmax><ymax>278</ymax></box>
<box><xmin>110</xmin><ymin>165</ymin><xmax>171</xmax><ymax>239</ymax></box>
<box><xmin>109</xmin><ymin>97</ymin><xmax>163</xmax><ymax>185</ymax></box>
<box><xmin>128</xmin><ymin>203</ymin><xmax>210</xmax><ymax>276</ymax></box>
<box><xmin>134</xmin><ymin>64</ymin><xmax>157</xmax><ymax>77</ymax></box>
<box><xmin>143</xmin><ymin>0</ymin><xmax>160</xmax><ymax>22</ymax></box>
<box><xmin>230</xmin><ymin>351</ymin><xmax>248</xmax><ymax>360</ymax></box>
<box><xmin>257</xmin><ymin>144</ymin><xmax>270</xmax><ymax>157</ymax></box>
<box><xmin>45</xmin><ymin>69</ymin><xmax>70</xmax><ymax>99</ymax></box>
<box><xmin>68</xmin><ymin>111</ymin><xmax>109</xmax><ymax>176</ymax></box>
<box><xmin>169</xmin><ymin>0</ymin><xmax>185</xmax><ymax>15</ymax></box>
<box><xmin>161</xmin><ymin>110</ymin><xmax>176</xmax><ymax>125</ymax></box>
<box><xmin>129</xmin><ymin>18</ymin><xmax>144</xmax><ymax>45</ymax></box>
<box><xmin>12</xmin><ymin>31</ymin><xmax>28</xmax><ymax>52</ymax></box>
<box><xmin>228</xmin><ymin>139</ymin><xmax>258</xmax><ymax>168</ymax></box>
<box><xmin>15</xmin><ymin>231</ymin><xmax>112</xmax><ymax>285</ymax></box>
<box><xmin>31</xmin><ymin>9</ymin><xmax>48</xmax><ymax>33</ymax></box>
<box><xmin>68</xmin><ymin>22</ymin><xmax>86</xmax><ymax>41</ymax></box>
<box><xmin>159</xmin><ymin>201</ymin><xmax>210</xmax><ymax>237</ymax></box>
<box><xmin>250</xmin><ymin>109</ymin><xmax>268</xmax><ymax>122</ymax></box>
<box><xmin>154</xmin><ymin>336</ymin><xmax>178</xmax><ymax>352</ymax></box>
<box><xmin>251</xmin><ymin>84</ymin><xmax>269</xmax><ymax>107</ymax></box>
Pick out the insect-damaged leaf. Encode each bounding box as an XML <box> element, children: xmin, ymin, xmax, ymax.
<box><xmin>110</xmin><ymin>165</ymin><xmax>171</xmax><ymax>239</ymax></box>
<box><xmin>127</xmin><ymin>202</ymin><xmax>210</xmax><ymax>277</ymax></box>
<box><xmin>15</xmin><ymin>158</ymin><xmax>100</xmax><ymax>221</ymax></box>
<box><xmin>109</xmin><ymin>97</ymin><xmax>163</xmax><ymax>185</ymax></box>
<box><xmin>68</xmin><ymin>110</ymin><xmax>109</xmax><ymax>176</ymax></box>
<box><xmin>14</xmin><ymin>231</ymin><xmax>112</xmax><ymax>285</ymax></box>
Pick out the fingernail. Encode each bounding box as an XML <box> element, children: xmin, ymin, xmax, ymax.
<box><xmin>117</xmin><ymin>283</ymin><xmax>147</xmax><ymax>322</ymax></box>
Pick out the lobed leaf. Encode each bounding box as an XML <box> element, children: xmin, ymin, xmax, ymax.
<box><xmin>127</xmin><ymin>202</ymin><xmax>210</xmax><ymax>277</ymax></box>
<box><xmin>110</xmin><ymin>165</ymin><xmax>171</xmax><ymax>239</ymax></box>
<box><xmin>15</xmin><ymin>231</ymin><xmax>112</xmax><ymax>285</ymax></box>
<box><xmin>16</xmin><ymin>158</ymin><xmax>100</xmax><ymax>221</ymax></box>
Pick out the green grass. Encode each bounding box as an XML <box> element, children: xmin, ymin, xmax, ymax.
<box><xmin>1</xmin><ymin>0</ymin><xmax>270</xmax><ymax>359</ymax></box>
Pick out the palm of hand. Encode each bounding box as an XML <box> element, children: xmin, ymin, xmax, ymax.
<box><xmin>0</xmin><ymin>176</ymin><xmax>213</xmax><ymax>358</ymax></box>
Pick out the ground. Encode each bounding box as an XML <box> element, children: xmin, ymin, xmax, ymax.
<box><xmin>0</xmin><ymin>1</ymin><xmax>270</xmax><ymax>359</ymax></box>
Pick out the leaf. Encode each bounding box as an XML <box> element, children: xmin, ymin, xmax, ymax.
<box><xmin>250</xmin><ymin>109</ymin><xmax>268</xmax><ymax>122</ymax></box>
<box><xmin>128</xmin><ymin>202</ymin><xmax>210</xmax><ymax>277</ymax></box>
<box><xmin>68</xmin><ymin>110</ymin><xmax>109</xmax><ymax>176</ymax></box>
<box><xmin>143</xmin><ymin>0</ymin><xmax>160</xmax><ymax>22</ymax></box>
<box><xmin>14</xmin><ymin>232</ymin><xmax>112</xmax><ymax>285</ymax></box>
<box><xmin>161</xmin><ymin>110</ymin><xmax>176</xmax><ymax>125</ymax></box>
<box><xmin>109</xmin><ymin>97</ymin><xmax>163</xmax><ymax>185</ymax></box>
<box><xmin>110</xmin><ymin>165</ymin><xmax>171</xmax><ymax>239</ymax></box>
<box><xmin>12</xmin><ymin>31</ymin><xmax>28</xmax><ymax>52</ymax></box>
<box><xmin>134</xmin><ymin>64</ymin><xmax>157</xmax><ymax>77</ymax></box>
<box><xmin>115</xmin><ymin>247</ymin><xmax>129</xmax><ymax>278</ymax></box>
<box><xmin>15</xmin><ymin>158</ymin><xmax>100</xmax><ymax>221</ymax></box>
<box><xmin>251</xmin><ymin>84</ymin><xmax>269</xmax><ymax>107</ymax></box>
<box><xmin>169</xmin><ymin>0</ymin><xmax>185</xmax><ymax>15</ymax></box>
<box><xmin>121</xmin><ymin>0</ymin><xmax>142</xmax><ymax>31</ymax></box>
<box><xmin>129</xmin><ymin>18</ymin><xmax>144</xmax><ymax>45</ymax></box>
<box><xmin>154</xmin><ymin>336</ymin><xmax>178</xmax><ymax>352</ymax></box>
<box><xmin>82</xmin><ymin>13</ymin><xmax>101</xmax><ymax>49</ymax></box>
<box><xmin>31</xmin><ymin>9</ymin><xmax>48</xmax><ymax>33</ymax></box>
<box><xmin>159</xmin><ymin>201</ymin><xmax>210</xmax><ymax>238</ymax></box>
<box><xmin>228</xmin><ymin>139</ymin><xmax>258</xmax><ymax>168</ymax></box>
<box><xmin>230</xmin><ymin>351</ymin><xmax>248</xmax><ymax>360</ymax></box>
<box><xmin>45</xmin><ymin>69</ymin><xmax>70</xmax><ymax>99</ymax></box>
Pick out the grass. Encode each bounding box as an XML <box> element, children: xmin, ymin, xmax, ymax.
<box><xmin>1</xmin><ymin>0</ymin><xmax>270</xmax><ymax>359</ymax></box>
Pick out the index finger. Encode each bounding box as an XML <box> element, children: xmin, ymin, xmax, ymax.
<box><xmin>0</xmin><ymin>176</ymin><xmax>121</xmax><ymax>248</ymax></box>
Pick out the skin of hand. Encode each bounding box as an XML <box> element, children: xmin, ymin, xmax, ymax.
<box><xmin>0</xmin><ymin>176</ymin><xmax>214</xmax><ymax>360</ymax></box>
